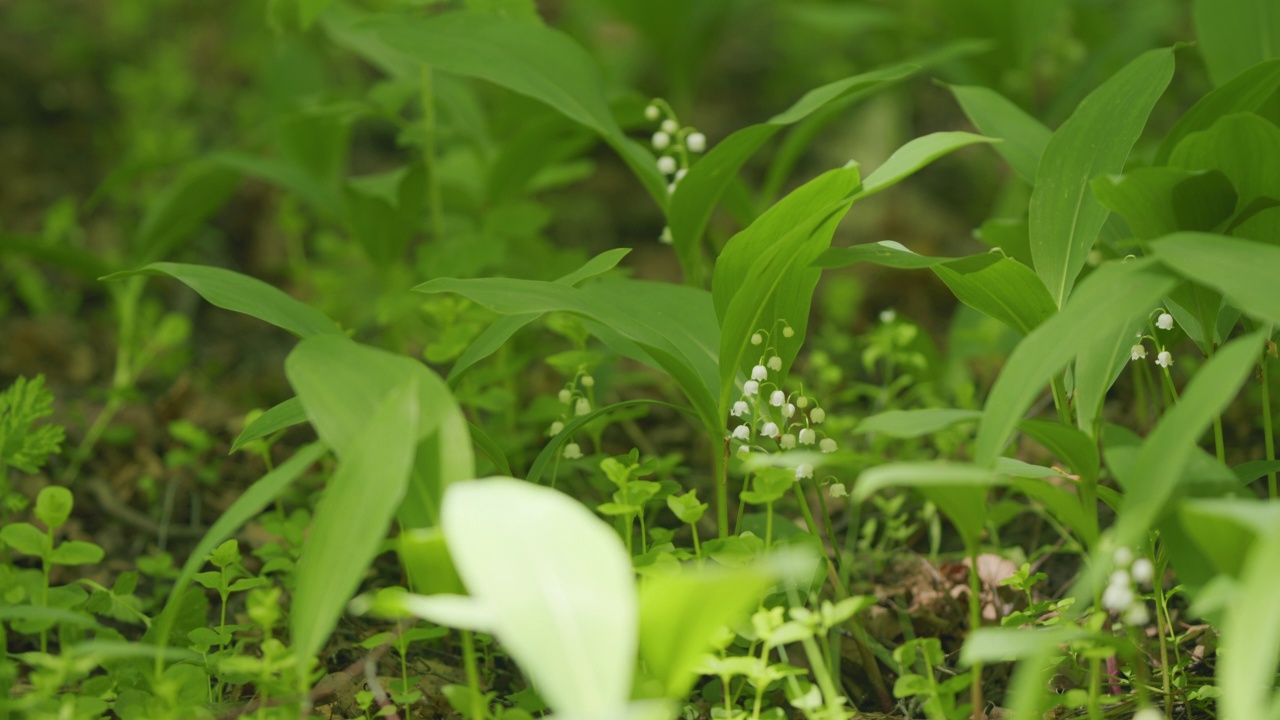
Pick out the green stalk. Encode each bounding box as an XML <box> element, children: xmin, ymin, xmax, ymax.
<box><xmin>967</xmin><ymin>545</ymin><xmax>984</xmax><ymax>720</ymax></box>
<box><xmin>716</xmin><ymin>438</ymin><xmax>729</xmax><ymax>539</ymax></box>
<box><xmin>1262</xmin><ymin>350</ymin><xmax>1277</xmax><ymax>499</ymax></box>
<box><xmin>460</xmin><ymin>630</ymin><xmax>485</xmax><ymax>720</ymax></box>
<box><xmin>1050</xmin><ymin>375</ymin><xmax>1072</xmax><ymax>426</ymax></box>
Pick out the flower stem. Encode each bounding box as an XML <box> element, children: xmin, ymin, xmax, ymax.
<box><xmin>1262</xmin><ymin>347</ymin><xmax>1277</xmax><ymax>499</ymax></box>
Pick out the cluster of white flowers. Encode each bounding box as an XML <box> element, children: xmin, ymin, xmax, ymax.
<box><xmin>728</xmin><ymin>323</ymin><xmax>840</xmax><ymax>481</ymax></box>
<box><xmin>646</xmin><ymin>99</ymin><xmax>709</xmax><ymax>243</ymax></box>
<box><xmin>1102</xmin><ymin>546</ymin><xmax>1156</xmax><ymax>626</ymax></box>
<box><xmin>548</xmin><ymin>368</ymin><xmax>597</xmax><ymax>459</ymax></box>
<box><xmin>1131</xmin><ymin>310</ymin><xmax>1175</xmax><ymax>368</ymax></box>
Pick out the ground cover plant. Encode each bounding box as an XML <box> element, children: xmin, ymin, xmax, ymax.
<box><xmin>2</xmin><ymin>0</ymin><xmax>1279</xmax><ymax>719</ymax></box>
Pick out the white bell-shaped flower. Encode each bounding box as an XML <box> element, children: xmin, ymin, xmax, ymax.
<box><xmin>751</xmin><ymin>332</ymin><xmax>763</xmax><ymax>345</ymax></box>
<box><xmin>810</xmin><ymin>407</ymin><xmax>826</xmax><ymax>424</ymax></box>
<box><xmin>798</xmin><ymin>428</ymin><xmax>816</xmax><ymax>445</ymax></box>
<box><xmin>558</xmin><ymin>389</ymin><xmax>572</xmax><ymax>404</ymax></box>
<box><xmin>547</xmin><ymin>421</ymin><xmax>564</xmax><ymax>437</ymax></box>
<box><xmin>782</xmin><ymin>326</ymin><xmax>794</xmax><ymax>338</ymax></box>
<box><xmin>779</xmin><ymin>433</ymin><xmax>796</xmax><ymax>449</ymax></box>
<box><xmin>644</xmin><ymin>104</ymin><xmax>661</xmax><ymax>121</ymax></box>
<box><xmin>782</xmin><ymin>403</ymin><xmax>795</xmax><ymax>418</ymax></box>
<box><xmin>581</xmin><ymin>375</ymin><xmax>595</xmax><ymax>387</ymax></box>
<box><xmin>795</xmin><ymin>464</ymin><xmax>813</xmax><ymax>480</ymax></box>
<box><xmin>731</xmin><ymin>400</ymin><xmax>750</xmax><ymax>418</ymax></box>
<box><xmin>574</xmin><ymin>398</ymin><xmax>591</xmax><ymax>416</ymax></box>
<box><xmin>732</xmin><ymin>424</ymin><xmax>751</xmax><ymax>440</ymax></box>
<box><xmin>659</xmin><ymin>226</ymin><xmax>673</xmax><ymax>244</ymax></box>
<box><xmin>1156</xmin><ymin>351</ymin><xmax>1174</xmax><ymax>368</ymax></box>
<box><xmin>562</xmin><ymin>442</ymin><xmax>583</xmax><ymax>459</ymax></box>
<box><xmin>687</xmin><ymin>132</ymin><xmax>707</xmax><ymax>153</ymax></box>
<box><xmin>769</xmin><ymin>390</ymin><xmax>785</xmax><ymax>407</ymax></box>
<box><xmin>1130</xmin><ymin>344</ymin><xmax>1147</xmax><ymax>361</ymax></box>
<box><xmin>767</xmin><ymin>356</ymin><xmax>782</xmax><ymax>371</ymax></box>
<box><xmin>743</xmin><ymin>380</ymin><xmax>759</xmax><ymax>396</ymax></box>
<box><xmin>660</xmin><ymin>118</ymin><xmax>679</xmax><ymax>134</ymax></box>
<box><xmin>1130</xmin><ymin>558</ymin><xmax>1154</xmax><ymax>585</ymax></box>
<box><xmin>751</xmin><ymin>365</ymin><xmax>768</xmax><ymax>381</ymax></box>
<box><xmin>1156</xmin><ymin>312</ymin><xmax>1174</xmax><ymax>331</ymax></box>
<box><xmin>657</xmin><ymin>156</ymin><xmax>677</xmax><ymax>175</ymax></box>
<box><xmin>761</xmin><ymin>422</ymin><xmax>780</xmax><ymax>438</ymax></box>
<box><xmin>652</xmin><ymin>131</ymin><xmax>670</xmax><ymax>150</ymax></box>
<box><xmin>820</xmin><ymin>438</ymin><xmax>837</xmax><ymax>453</ymax></box>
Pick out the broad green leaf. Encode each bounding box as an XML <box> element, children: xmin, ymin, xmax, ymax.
<box><xmin>1092</xmin><ymin>168</ymin><xmax>1237</xmax><ymax>239</ymax></box>
<box><xmin>419</xmin><ymin>276</ymin><xmax>721</xmax><ymax>435</ymax></box>
<box><xmin>154</xmin><ymin>443</ymin><xmax>326</xmax><ymax>653</ymax></box>
<box><xmin>131</xmin><ymin>163</ymin><xmax>239</xmax><ymax>266</ymax></box>
<box><xmin>961</xmin><ymin>627</ymin><xmax>1097</xmax><ymax>665</ymax></box>
<box><xmin>1180</xmin><ymin>499</ymin><xmax>1280</xmax><ymax>577</ymax></box>
<box><xmin>1194</xmin><ymin>0</ymin><xmax>1280</xmax><ymax>87</ymax></box>
<box><xmin>638</xmin><ymin>567</ymin><xmax>773</xmax><ymax>697</ymax></box>
<box><xmin>852</xmin><ymin>462</ymin><xmax>1005</xmax><ymax>548</ymax></box>
<box><xmin>1030</xmin><ymin>47</ymin><xmax>1175</xmax><ymax>306</ymax></box>
<box><xmin>1009</xmin><ymin>476</ymin><xmax>1098</xmax><ymax>547</ymax></box>
<box><xmin>817</xmin><ymin>241</ymin><xmax>1056</xmax><ymax>336</ymax></box>
<box><xmin>1233</xmin><ymin>460</ymin><xmax>1280</xmax><ymax>484</ymax></box>
<box><xmin>668</xmin><ymin>63</ymin><xmax>916</xmax><ymax>282</ymax></box>
<box><xmin>1156</xmin><ymin>58</ymin><xmax>1280</xmax><ymax>164</ymax></box>
<box><xmin>105</xmin><ymin>263</ymin><xmax>343</xmax><ymax>339</ymax></box>
<box><xmin>859</xmin><ymin>132</ymin><xmax>997</xmax><ymax>197</ymax></box>
<box><xmin>439</xmin><ymin>478</ymin><xmax>637</xmax><ymax>719</ymax></box>
<box><xmin>1219</xmin><ymin>523</ymin><xmax>1280</xmax><ymax>720</ymax></box>
<box><xmin>1019</xmin><ymin>419</ymin><xmax>1099</xmax><ymax>485</ymax></box>
<box><xmin>447</xmin><ymin>249</ymin><xmax>631</xmax><ymax>384</ymax></box>
<box><xmin>1166</xmin><ymin>279</ymin><xmax>1231</xmax><ymax>355</ymax></box>
<box><xmin>854</xmin><ymin>409</ymin><xmax>981</xmax><ymax>439</ymax></box>
<box><xmin>975</xmin><ymin>217</ymin><xmax>1034</xmax><ymax>268</ymax></box>
<box><xmin>207</xmin><ymin>151</ymin><xmax>342</xmax><ymax>216</ymax></box>
<box><xmin>1230</xmin><ymin>203</ymin><xmax>1280</xmax><ymax>246</ymax></box>
<box><xmin>292</xmin><ymin>381</ymin><xmax>420</xmax><ymax>666</ymax></box>
<box><xmin>947</xmin><ymin>83</ymin><xmax>1052</xmax><ymax>184</ymax></box>
<box><xmin>1168</xmin><ymin>113</ymin><xmax>1280</xmax><ymax>207</ymax></box>
<box><xmin>231</xmin><ymin>397</ymin><xmax>307</xmax><ymax>454</ymax></box>
<box><xmin>398</xmin><ymin>528</ymin><xmax>465</xmax><ymax>597</ymax></box>
<box><xmin>1150</xmin><ymin>233</ymin><xmax>1280</xmax><ymax>324</ymax></box>
<box><xmin>468</xmin><ymin>421</ymin><xmax>512</xmax><ymax>477</ymax></box>
<box><xmin>1095</xmin><ymin>332</ymin><xmax>1266</xmax><ymax>602</ymax></box>
<box><xmin>371</xmin><ymin>12</ymin><xmax>666</xmax><ymax>205</ymax></box>
<box><xmin>286</xmin><ymin>335</ymin><xmax>474</xmax><ymax>528</ymax></box>
<box><xmin>1074</xmin><ymin>316</ymin><xmax>1147</xmax><ymax>437</ymax></box>
<box><xmin>974</xmin><ymin>259</ymin><xmax>1180</xmax><ymax>467</ymax></box>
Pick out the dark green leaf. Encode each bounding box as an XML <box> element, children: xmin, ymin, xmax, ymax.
<box><xmin>947</xmin><ymin>84</ymin><xmax>1051</xmax><ymax>184</ymax></box>
<box><xmin>1193</xmin><ymin>0</ymin><xmax>1280</xmax><ymax>87</ymax></box>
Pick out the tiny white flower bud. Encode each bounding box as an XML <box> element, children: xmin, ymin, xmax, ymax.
<box><xmin>558</xmin><ymin>389</ymin><xmax>572</xmax><ymax>404</ymax></box>
<box><xmin>767</xmin><ymin>356</ymin><xmax>782</xmax><ymax>371</ymax></box>
<box><xmin>731</xmin><ymin>400</ymin><xmax>750</xmax><ymax>417</ymax></box>
<box><xmin>1109</xmin><ymin>570</ymin><xmax>1130</xmax><ymax>588</ymax></box>
<box><xmin>743</xmin><ymin>380</ymin><xmax>759</xmax><ymax>396</ymax></box>
<box><xmin>659</xmin><ymin>226</ymin><xmax>673</xmax><ymax>244</ymax></box>
<box><xmin>574</xmin><ymin>398</ymin><xmax>591</xmax><ymax>416</ymax></box>
<box><xmin>667</xmin><ymin>182</ymin><xmax>677</xmax><ymax>194</ymax></box>
<box><xmin>732</xmin><ymin>424</ymin><xmax>751</xmax><ymax>440</ymax></box>
<box><xmin>820</xmin><ymin>438</ymin><xmax>837</xmax><ymax>453</ymax></box>
<box><xmin>751</xmin><ymin>365</ymin><xmax>768</xmax><ymax>381</ymax></box>
<box><xmin>1130</xmin><ymin>558</ymin><xmax>1155</xmax><ymax>585</ymax></box>
<box><xmin>761</xmin><ymin>422</ymin><xmax>780</xmax><ymax>438</ymax></box>
<box><xmin>644</xmin><ymin>103</ymin><xmax>661</xmax><ymax>121</ymax></box>
<box><xmin>737</xmin><ymin>444</ymin><xmax>750</xmax><ymax>457</ymax></box>
<box><xmin>769</xmin><ymin>390</ymin><xmax>785</xmax><ymax>407</ymax></box>
<box><xmin>810</xmin><ymin>407</ymin><xmax>826</xmax><ymax>424</ymax></box>
<box><xmin>547</xmin><ymin>421</ymin><xmax>564</xmax><ymax>437</ymax></box>
<box><xmin>1102</xmin><ymin>583</ymin><xmax>1134</xmax><ymax>612</ymax></box>
<box><xmin>660</xmin><ymin>118</ymin><xmax>679</xmax><ymax>134</ymax></box>
<box><xmin>657</xmin><ymin>155</ymin><xmax>677</xmax><ymax>175</ymax></box>
<box><xmin>829</xmin><ymin>483</ymin><xmax>848</xmax><ymax>498</ymax></box>
<box><xmin>675</xmin><ymin>168</ymin><xmax>687</xmax><ymax>182</ymax></box>
<box><xmin>795</xmin><ymin>464</ymin><xmax>813</xmax><ymax>480</ymax></box>
<box><xmin>652</xmin><ymin>131</ymin><xmax>670</xmax><ymax>150</ymax></box>
<box><xmin>879</xmin><ymin>309</ymin><xmax>896</xmax><ymax>324</ymax></box>
<box><xmin>1156</xmin><ymin>351</ymin><xmax>1173</xmax><ymax>368</ymax></box>
<box><xmin>580</xmin><ymin>375</ymin><xmax>595</xmax><ymax>387</ymax></box>
<box><xmin>795</xmin><ymin>396</ymin><xmax>809</xmax><ymax>409</ymax></box>
<box><xmin>1130</xmin><ymin>344</ymin><xmax>1147</xmax><ymax>361</ymax></box>
<box><xmin>782</xmin><ymin>326</ymin><xmax>794</xmax><ymax>338</ymax></box>
<box><xmin>687</xmin><ymin>132</ymin><xmax>706</xmax><ymax>153</ymax></box>
<box><xmin>563</xmin><ymin>442</ymin><xmax>582</xmax><ymax>459</ymax></box>
<box><xmin>782</xmin><ymin>403</ymin><xmax>795</xmax><ymax>418</ymax></box>
<box><xmin>750</xmin><ymin>332</ymin><xmax>763</xmax><ymax>345</ymax></box>
<box><xmin>799</xmin><ymin>428</ymin><xmax>816</xmax><ymax>445</ymax></box>
<box><xmin>1113</xmin><ymin>547</ymin><xmax>1133</xmax><ymax>567</ymax></box>
<box><xmin>1124</xmin><ymin>602</ymin><xmax>1150</xmax><ymax>626</ymax></box>
<box><xmin>1156</xmin><ymin>312</ymin><xmax>1174</xmax><ymax>331</ymax></box>
<box><xmin>779</xmin><ymin>433</ymin><xmax>796</xmax><ymax>449</ymax></box>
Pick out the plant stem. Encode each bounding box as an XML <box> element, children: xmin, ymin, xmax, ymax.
<box><xmin>716</xmin><ymin>437</ymin><xmax>729</xmax><ymax>539</ymax></box>
<box><xmin>967</xmin><ymin>545</ymin><xmax>984</xmax><ymax>720</ymax></box>
<box><xmin>1050</xmin><ymin>375</ymin><xmax>1072</xmax><ymax>426</ymax></box>
<box><xmin>1262</xmin><ymin>348</ymin><xmax>1277</xmax><ymax>499</ymax></box>
<box><xmin>460</xmin><ymin>630</ymin><xmax>485</xmax><ymax>720</ymax></box>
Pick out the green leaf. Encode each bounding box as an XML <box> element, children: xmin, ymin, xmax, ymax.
<box><xmin>1092</xmin><ymin>168</ymin><xmax>1237</xmax><ymax>239</ymax></box>
<box><xmin>104</xmin><ymin>263</ymin><xmax>343</xmax><ymax>339</ymax></box>
<box><xmin>131</xmin><ymin>163</ymin><xmax>239</xmax><ymax>266</ymax></box>
<box><xmin>286</xmin><ymin>336</ymin><xmax>474</xmax><ymax>528</ymax></box>
<box><xmin>1030</xmin><ymin>47</ymin><xmax>1175</xmax><ymax>305</ymax></box>
<box><xmin>1150</xmin><ymin>233</ymin><xmax>1280</xmax><ymax>324</ymax></box>
<box><xmin>1180</xmin><ymin>499</ymin><xmax>1280</xmax><ymax>576</ymax></box>
<box><xmin>974</xmin><ymin>259</ymin><xmax>1179</xmax><ymax>467</ymax></box>
<box><xmin>398</xmin><ymin>528</ymin><xmax>465</xmax><ymax>596</ymax></box>
<box><xmin>446</xmin><ymin>249</ymin><xmax>631</xmax><ymax>384</ymax></box>
<box><xmin>1218</xmin><ymin>523</ymin><xmax>1280</xmax><ymax>719</ymax></box>
<box><xmin>1194</xmin><ymin>0</ymin><xmax>1280</xmax><ymax>87</ymax></box>
<box><xmin>854</xmin><ymin>409</ymin><xmax>981</xmax><ymax>439</ymax></box>
<box><xmin>0</xmin><ymin>523</ymin><xmax>50</xmax><ymax>557</ymax></box>
<box><xmin>34</xmin><ymin>485</ymin><xmax>73</xmax><ymax>530</ymax></box>
<box><xmin>468</xmin><ymin>421</ymin><xmax>512</xmax><ymax>477</ymax></box>
<box><xmin>48</xmin><ymin>541</ymin><xmax>104</xmax><ymax>566</ymax></box>
<box><xmin>403</xmin><ymin>478</ymin><xmax>638</xmax><ymax>719</ymax></box>
<box><xmin>155</xmin><ymin>444</ymin><xmax>325</xmax><ymax>655</ymax></box>
<box><xmin>371</xmin><ymin>12</ymin><xmax>666</xmax><ymax>206</ymax></box>
<box><xmin>231</xmin><ymin>398</ymin><xmax>307</xmax><ymax>454</ymax></box>
<box><xmin>961</xmin><ymin>627</ymin><xmax>1097</xmax><ymax>665</ymax></box>
<box><xmin>852</xmin><ymin>462</ymin><xmax>1005</xmax><ymax>549</ymax></box>
<box><xmin>1168</xmin><ymin>113</ymin><xmax>1280</xmax><ymax>207</ymax></box>
<box><xmin>0</xmin><ymin>374</ymin><xmax>65</xmax><ymax>474</ymax></box>
<box><xmin>1018</xmin><ymin>419</ymin><xmax>1099</xmax><ymax>485</ymax></box>
<box><xmin>292</xmin><ymin>380</ymin><xmax>420</xmax><ymax>667</ymax></box>
<box><xmin>668</xmin><ymin>63</ymin><xmax>917</xmax><ymax>281</ymax></box>
<box><xmin>1156</xmin><ymin>58</ymin><xmax>1280</xmax><ymax>164</ymax></box>
<box><xmin>947</xmin><ymin>83</ymin><xmax>1052</xmax><ymax>184</ymax></box>
<box><xmin>858</xmin><ymin>132</ymin><xmax>997</xmax><ymax>197</ymax></box>
<box><xmin>1074</xmin><ymin>316</ymin><xmax>1147</xmax><ymax>437</ymax></box>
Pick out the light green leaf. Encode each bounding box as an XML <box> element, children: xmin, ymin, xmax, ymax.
<box><xmin>947</xmin><ymin>83</ymin><xmax>1052</xmax><ymax>184</ymax></box>
<box><xmin>34</xmin><ymin>486</ymin><xmax>73</xmax><ymax>531</ymax></box>
<box><xmin>48</xmin><ymin>541</ymin><xmax>104</xmax><ymax>566</ymax></box>
<box><xmin>231</xmin><ymin>397</ymin><xmax>307</xmax><ymax>454</ymax></box>
<box><xmin>104</xmin><ymin>263</ymin><xmax>343</xmax><ymax>339</ymax></box>
<box><xmin>961</xmin><ymin>627</ymin><xmax>1097</xmax><ymax>666</ymax></box>
<box><xmin>1168</xmin><ymin>113</ymin><xmax>1280</xmax><ymax>207</ymax></box>
<box><xmin>1074</xmin><ymin>316</ymin><xmax>1146</xmax><ymax>436</ymax></box>
<box><xmin>638</xmin><ymin>567</ymin><xmax>773</xmax><ymax>698</ymax></box>
<box><xmin>1180</xmin><ymin>499</ymin><xmax>1280</xmax><ymax>577</ymax></box>
<box><xmin>1150</xmin><ymin>233</ymin><xmax>1280</xmax><ymax>324</ymax></box>
<box><xmin>858</xmin><ymin>132</ymin><xmax>996</xmax><ymax>197</ymax></box>
<box><xmin>1194</xmin><ymin>0</ymin><xmax>1280</xmax><ymax>87</ymax></box>
<box><xmin>1156</xmin><ymin>58</ymin><xmax>1280</xmax><ymax>164</ymax></box>
<box><xmin>852</xmin><ymin>462</ymin><xmax>1005</xmax><ymax>548</ymax></box>
<box><xmin>1018</xmin><ymin>419</ymin><xmax>1099</xmax><ymax>485</ymax></box>
<box><xmin>131</xmin><ymin>163</ymin><xmax>239</xmax><ymax>266</ymax></box>
<box><xmin>974</xmin><ymin>259</ymin><xmax>1180</xmax><ymax>467</ymax></box>
<box><xmin>439</xmin><ymin>478</ymin><xmax>638</xmax><ymax>719</ymax></box>
<box><xmin>1219</xmin><ymin>523</ymin><xmax>1280</xmax><ymax>720</ymax></box>
<box><xmin>0</xmin><ymin>523</ymin><xmax>49</xmax><ymax>557</ymax></box>
<box><xmin>292</xmin><ymin>380</ymin><xmax>420</xmax><ymax>666</ymax></box>
<box><xmin>1092</xmin><ymin>168</ymin><xmax>1237</xmax><ymax>239</ymax></box>
<box><xmin>854</xmin><ymin>409</ymin><xmax>981</xmax><ymax>439</ymax></box>
<box><xmin>1030</xmin><ymin>47</ymin><xmax>1175</xmax><ymax>305</ymax></box>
